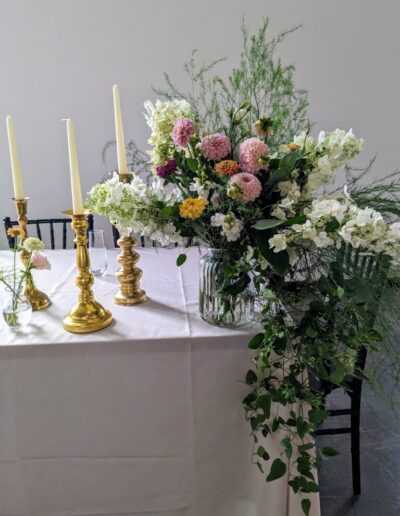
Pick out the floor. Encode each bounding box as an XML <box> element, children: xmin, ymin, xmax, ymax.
<box><xmin>318</xmin><ymin>370</ymin><xmax>400</xmax><ymax>516</ymax></box>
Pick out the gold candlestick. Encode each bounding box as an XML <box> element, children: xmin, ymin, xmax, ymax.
<box><xmin>63</xmin><ymin>211</ymin><xmax>112</xmax><ymax>333</ymax></box>
<box><xmin>114</xmin><ymin>173</ymin><xmax>147</xmax><ymax>306</ymax></box>
<box><xmin>13</xmin><ymin>197</ymin><xmax>51</xmax><ymax>311</ymax></box>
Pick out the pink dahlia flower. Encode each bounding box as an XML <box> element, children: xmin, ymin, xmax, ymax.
<box><xmin>172</xmin><ymin>118</ymin><xmax>196</xmax><ymax>147</ymax></box>
<box><xmin>229</xmin><ymin>172</ymin><xmax>262</xmax><ymax>203</ymax></box>
<box><xmin>239</xmin><ymin>137</ymin><xmax>269</xmax><ymax>174</ymax></box>
<box><xmin>199</xmin><ymin>133</ymin><xmax>231</xmax><ymax>161</ymax></box>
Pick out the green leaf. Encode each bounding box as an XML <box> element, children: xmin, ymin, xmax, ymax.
<box><xmin>186</xmin><ymin>157</ymin><xmax>198</xmax><ymax>172</ymax></box>
<box><xmin>242</xmin><ymin>392</ymin><xmax>256</xmax><ymax>406</ymax></box>
<box><xmin>266</xmin><ymin>458</ymin><xmax>287</xmax><ymax>482</ymax></box>
<box><xmin>245</xmin><ymin>369</ymin><xmax>258</xmax><ymax>385</ymax></box>
<box><xmin>298</xmin><ymin>443</ymin><xmax>315</xmax><ymax>453</ymax></box>
<box><xmin>282</xmin><ymin>214</ymin><xmax>307</xmax><ymax>226</ymax></box>
<box><xmin>280</xmin><ymin>436</ymin><xmax>293</xmax><ymax>460</ymax></box>
<box><xmin>253</xmin><ymin>218</ymin><xmax>284</xmax><ymax>230</ymax></box>
<box><xmin>271</xmin><ymin>417</ymin><xmax>281</xmax><ymax>432</ymax></box>
<box><xmin>176</xmin><ymin>254</ymin><xmax>187</xmax><ymax>266</ymax></box>
<box><xmin>296</xmin><ymin>418</ymin><xmax>309</xmax><ymax>439</ymax></box>
<box><xmin>301</xmin><ymin>498</ymin><xmax>311</xmax><ymax>516</ymax></box>
<box><xmin>262</xmin><ymin>288</ymin><xmax>276</xmax><ymax>300</ymax></box>
<box><xmin>160</xmin><ymin>205</ymin><xmax>178</xmax><ymax>219</ymax></box>
<box><xmin>322</xmin><ymin>446</ymin><xmax>340</xmax><ymax>457</ymax></box>
<box><xmin>257</xmin><ymin>445</ymin><xmax>270</xmax><ymax>461</ymax></box>
<box><xmin>308</xmin><ymin>408</ymin><xmax>327</xmax><ymax>427</ymax></box>
<box><xmin>305</xmin><ymin>327</ymin><xmax>318</xmax><ymax>338</ymax></box>
<box><xmin>325</xmin><ymin>217</ymin><xmax>340</xmax><ymax>233</ymax></box>
<box><xmin>330</xmin><ymin>365</ymin><xmax>346</xmax><ymax>385</ymax></box>
<box><xmin>304</xmin><ymin>481</ymin><xmax>320</xmax><ymax>493</ymax></box>
<box><xmin>249</xmin><ymin>333</ymin><xmax>265</xmax><ymax>349</ymax></box>
<box><xmin>280</xmin><ymin>151</ymin><xmax>299</xmax><ymax>173</ymax></box>
<box><xmin>256</xmin><ymin>394</ymin><xmax>271</xmax><ymax>418</ymax></box>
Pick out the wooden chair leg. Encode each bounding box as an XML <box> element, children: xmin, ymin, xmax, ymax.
<box><xmin>351</xmin><ymin>427</ymin><xmax>361</xmax><ymax>494</ymax></box>
<box><xmin>350</xmin><ymin>397</ymin><xmax>362</xmax><ymax>495</ymax></box>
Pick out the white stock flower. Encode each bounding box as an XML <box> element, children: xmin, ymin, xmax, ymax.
<box><xmin>211</xmin><ymin>212</ymin><xmax>243</xmax><ymax>242</ymax></box>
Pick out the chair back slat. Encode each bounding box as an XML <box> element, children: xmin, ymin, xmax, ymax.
<box><xmin>50</xmin><ymin>221</ymin><xmax>55</xmax><ymax>249</ymax></box>
<box><xmin>62</xmin><ymin>221</ymin><xmax>67</xmax><ymax>249</ymax></box>
<box><xmin>36</xmin><ymin>221</ymin><xmax>42</xmax><ymax>240</ymax></box>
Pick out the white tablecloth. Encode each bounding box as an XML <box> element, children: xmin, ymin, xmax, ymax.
<box><xmin>0</xmin><ymin>247</ymin><xmax>320</xmax><ymax>516</ymax></box>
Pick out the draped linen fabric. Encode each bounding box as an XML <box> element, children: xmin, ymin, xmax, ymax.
<box><xmin>0</xmin><ymin>247</ymin><xmax>320</xmax><ymax>516</ymax></box>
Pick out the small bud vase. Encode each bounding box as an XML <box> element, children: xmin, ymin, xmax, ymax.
<box><xmin>2</xmin><ymin>293</ymin><xmax>32</xmax><ymax>331</ymax></box>
<box><xmin>199</xmin><ymin>248</ymin><xmax>254</xmax><ymax>327</ymax></box>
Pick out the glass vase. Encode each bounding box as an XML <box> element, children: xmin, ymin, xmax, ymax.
<box><xmin>2</xmin><ymin>293</ymin><xmax>32</xmax><ymax>331</ymax></box>
<box><xmin>199</xmin><ymin>248</ymin><xmax>254</xmax><ymax>327</ymax></box>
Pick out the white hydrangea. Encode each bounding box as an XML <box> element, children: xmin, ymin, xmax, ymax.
<box><xmin>211</xmin><ymin>212</ymin><xmax>243</xmax><ymax>242</ymax></box>
<box><xmin>86</xmin><ymin>173</ymin><xmax>184</xmax><ymax>246</ymax></box>
<box><xmin>143</xmin><ymin>99</ymin><xmax>194</xmax><ymax>168</ymax></box>
<box><xmin>313</xmin><ymin>231</ymin><xmax>334</xmax><ymax>248</ymax></box>
<box><xmin>268</xmin><ymin>234</ymin><xmax>287</xmax><ymax>253</ymax></box>
<box><xmin>308</xmin><ymin>198</ymin><xmax>348</xmax><ymax>223</ymax></box>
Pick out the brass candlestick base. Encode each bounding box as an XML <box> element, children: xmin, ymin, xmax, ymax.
<box><xmin>13</xmin><ymin>197</ymin><xmax>51</xmax><ymax>311</ymax></box>
<box><xmin>63</xmin><ymin>211</ymin><xmax>112</xmax><ymax>333</ymax></box>
<box><xmin>114</xmin><ymin>235</ymin><xmax>147</xmax><ymax>305</ymax></box>
<box><xmin>113</xmin><ymin>172</ymin><xmax>147</xmax><ymax>306</ymax></box>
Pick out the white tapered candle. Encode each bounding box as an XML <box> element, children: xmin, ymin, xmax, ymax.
<box><xmin>66</xmin><ymin>119</ymin><xmax>84</xmax><ymax>215</ymax></box>
<box><xmin>112</xmin><ymin>84</ymin><xmax>128</xmax><ymax>174</ymax></box>
<box><xmin>6</xmin><ymin>116</ymin><xmax>26</xmax><ymax>200</ymax></box>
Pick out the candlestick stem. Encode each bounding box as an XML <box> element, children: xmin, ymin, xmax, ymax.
<box><xmin>13</xmin><ymin>197</ymin><xmax>51</xmax><ymax>311</ymax></box>
<box><xmin>63</xmin><ymin>212</ymin><xmax>112</xmax><ymax>333</ymax></box>
<box><xmin>113</xmin><ymin>173</ymin><xmax>147</xmax><ymax>306</ymax></box>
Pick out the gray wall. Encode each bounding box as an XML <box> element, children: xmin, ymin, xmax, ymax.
<box><xmin>1</xmin><ymin>0</ymin><xmax>399</xmax><ymax>249</ymax></box>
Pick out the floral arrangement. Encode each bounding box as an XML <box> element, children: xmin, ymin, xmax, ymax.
<box><xmin>1</xmin><ymin>229</ymin><xmax>50</xmax><ymax>327</ymax></box>
<box><xmin>86</xmin><ymin>171</ymin><xmax>184</xmax><ymax>246</ymax></box>
<box><xmin>92</xmin><ymin>19</ymin><xmax>400</xmax><ymax>514</ymax></box>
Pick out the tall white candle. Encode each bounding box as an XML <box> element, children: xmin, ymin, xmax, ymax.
<box><xmin>112</xmin><ymin>84</ymin><xmax>128</xmax><ymax>174</ymax></box>
<box><xmin>66</xmin><ymin>119</ymin><xmax>84</xmax><ymax>215</ymax></box>
<box><xmin>6</xmin><ymin>116</ymin><xmax>26</xmax><ymax>200</ymax></box>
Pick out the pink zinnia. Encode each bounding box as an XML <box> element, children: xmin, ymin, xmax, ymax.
<box><xmin>229</xmin><ymin>172</ymin><xmax>262</xmax><ymax>203</ymax></box>
<box><xmin>172</xmin><ymin>118</ymin><xmax>196</xmax><ymax>147</ymax></box>
<box><xmin>239</xmin><ymin>137</ymin><xmax>269</xmax><ymax>174</ymax></box>
<box><xmin>199</xmin><ymin>133</ymin><xmax>231</xmax><ymax>161</ymax></box>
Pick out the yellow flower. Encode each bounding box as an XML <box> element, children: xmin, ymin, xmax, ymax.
<box><xmin>179</xmin><ymin>197</ymin><xmax>206</xmax><ymax>220</ymax></box>
<box><xmin>7</xmin><ymin>227</ymin><xmax>24</xmax><ymax>238</ymax></box>
<box><xmin>287</xmin><ymin>143</ymin><xmax>300</xmax><ymax>152</ymax></box>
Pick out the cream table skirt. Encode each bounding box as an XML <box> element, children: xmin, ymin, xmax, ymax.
<box><xmin>0</xmin><ymin>247</ymin><xmax>320</xmax><ymax>516</ymax></box>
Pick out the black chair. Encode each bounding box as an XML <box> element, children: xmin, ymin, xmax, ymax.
<box><xmin>315</xmin><ymin>248</ymin><xmax>391</xmax><ymax>495</ymax></box>
<box><xmin>3</xmin><ymin>215</ymin><xmax>94</xmax><ymax>249</ymax></box>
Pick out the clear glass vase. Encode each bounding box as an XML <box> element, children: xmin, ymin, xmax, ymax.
<box><xmin>199</xmin><ymin>248</ymin><xmax>254</xmax><ymax>327</ymax></box>
<box><xmin>2</xmin><ymin>293</ymin><xmax>32</xmax><ymax>331</ymax></box>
